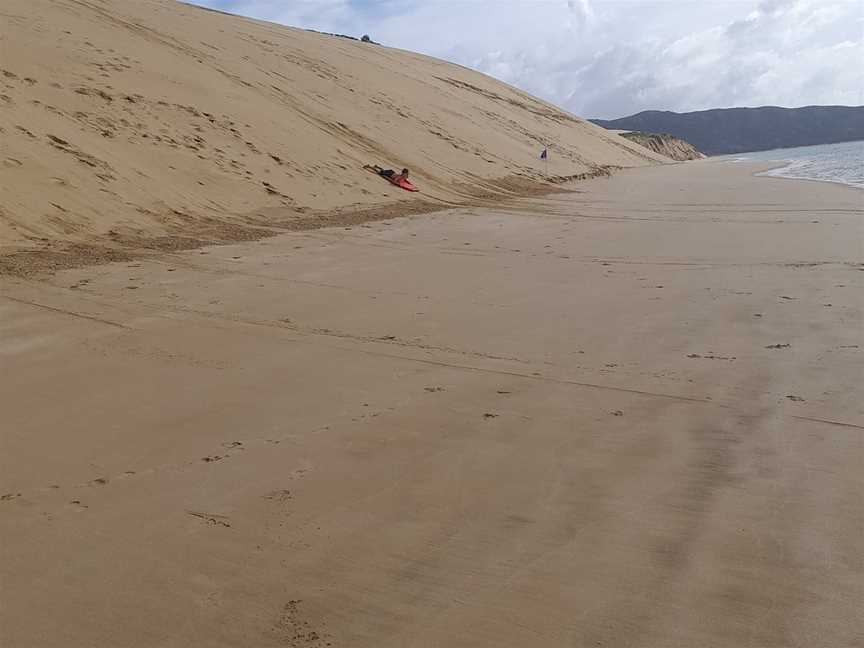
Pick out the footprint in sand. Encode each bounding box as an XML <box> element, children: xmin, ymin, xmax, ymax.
<box><xmin>263</xmin><ymin>489</ymin><xmax>292</xmax><ymax>502</ymax></box>
<box><xmin>276</xmin><ymin>600</ymin><xmax>332</xmax><ymax>647</ymax></box>
<box><xmin>187</xmin><ymin>510</ymin><xmax>231</xmax><ymax>528</ymax></box>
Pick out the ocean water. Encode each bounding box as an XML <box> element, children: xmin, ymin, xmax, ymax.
<box><xmin>731</xmin><ymin>140</ymin><xmax>864</xmax><ymax>188</ymax></box>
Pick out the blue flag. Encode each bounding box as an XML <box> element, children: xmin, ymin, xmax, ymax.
<box><xmin>540</xmin><ymin>148</ymin><xmax>548</xmax><ymax>160</ymax></box>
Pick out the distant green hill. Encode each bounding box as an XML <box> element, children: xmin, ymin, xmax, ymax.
<box><xmin>591</xmin><ymin>106</ymin><xmax>864</xmax><ymax>156</ymax></box>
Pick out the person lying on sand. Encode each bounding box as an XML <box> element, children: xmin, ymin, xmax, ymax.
<box><xmin>367</xmin><ymin>165</ymin><xmax>410</xmax><ymax>183</ymax></box>
<box><xmin>364</xmin><ymin>164</ymin><xmax>419</xmax><ymax>192</ymax></box>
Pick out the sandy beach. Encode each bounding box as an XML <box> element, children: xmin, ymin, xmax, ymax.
<box><xmin>2</xmin><ymin>160</ymin><xmax>862</xmax><ymax>646</ymax></box>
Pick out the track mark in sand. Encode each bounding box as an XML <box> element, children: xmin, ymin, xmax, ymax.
<box><xmin>187</xmin><ymin>510</ymin><xmax>232</xmax><ymax>528</ymax></box>
<box><xmin>687</xmin><ymin>353</ymin><xmax>736</xmax><ymax>361</ymax></box>
<box><xmin>1</xmin><ymin>492</ymin><xmax>22</xmax><ymax>502</ymax></box>
<box><xmin>765</xmin><ymin>343</ymin><xmax>791</xmax><ymax>350</ymax></box>
<box><xmin>345</xmin><ymin>345</ymin><xmax>719</xmax><ymax>406</ymax></box>
<box><xmin>791</xmin><ymin>416</ymin><xmax>864</xmax><ymax>431</ymax></box>
<box><xmin>313</xmin><ymin>328</ymin><xmax>525</xmax><ymax>363</ymax></box>
<box><xmin>1</xmin><ymin>295</ymin><xmax>130</xmax><ymax>329</ymax></box>
<box><xmin>277</xmin><ymin>323</ymin><xmax>528</xmax><ymax>364</ymax></box>
<box><xmin>592</xmin><ymin>259</ymin><xmax>861</xmax><ymax>269</ymax></box>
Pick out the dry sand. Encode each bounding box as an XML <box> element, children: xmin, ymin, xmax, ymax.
<box><xmin>0</xmin><ymin>0</ymin><xmax>663</xmax><ymax>264</ymax></box>
<box><xmin>2</xmin><ymin>160</ymin><xmax>862</xmax><ymax>647</ymax></box>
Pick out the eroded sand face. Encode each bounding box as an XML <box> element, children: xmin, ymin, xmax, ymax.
<box><xmin>1</xmin><ymin>162</ymin><xmax>862</xmax><ymax>646</ymax></box>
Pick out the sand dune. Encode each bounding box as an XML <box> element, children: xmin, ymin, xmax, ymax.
<box><xmin>0</xmin><ymin>0</ymin><xmax>664</xmax><ymax>263</ymax></box>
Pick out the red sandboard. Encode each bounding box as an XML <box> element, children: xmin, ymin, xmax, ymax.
<box><xmin>388</xmin><ymin>176</ymin><xmax>419</xmax><ymax>192</ymax></box>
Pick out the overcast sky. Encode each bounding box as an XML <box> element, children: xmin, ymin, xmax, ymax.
<box><xmin>188</xmin><ymin>0</ymin><xmax>864</xmax><ymax>119</ymax></box>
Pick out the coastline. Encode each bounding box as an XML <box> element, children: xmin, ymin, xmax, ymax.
<box><xmin>712</xmin><ymin>140</ymin><xmax>864</xmax><ymax>190</ymax></box>
<box><xmin>756</xmin><ymin>166</ymin><xmax>864</xmax><ymax>190</ymax></box>
<box><xmin>724</xmin><ymin>158</ymin><xmax>864</xmax><ymax>191</ymax></box>
<box><xmin>2</xmin><ymin>161</ymin><xmax>862</xmax><ymax>647</ymax></box>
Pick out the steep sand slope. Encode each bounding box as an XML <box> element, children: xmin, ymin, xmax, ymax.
<box><xmin>0</xmin><ymin>0</ymin><xmax>663</xmax><ymax>257</ymax></box>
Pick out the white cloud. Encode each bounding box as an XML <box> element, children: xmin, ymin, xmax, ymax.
<box><xmin>190</xmin><ymin>0</ymin><xmax>864</xmax><ymax>118</ymax></box>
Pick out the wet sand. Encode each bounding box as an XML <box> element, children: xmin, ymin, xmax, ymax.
<box><xmin>1</xmin><ymin>161</ymin><xmax>862</xmax><ymax>647</ymax></box>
